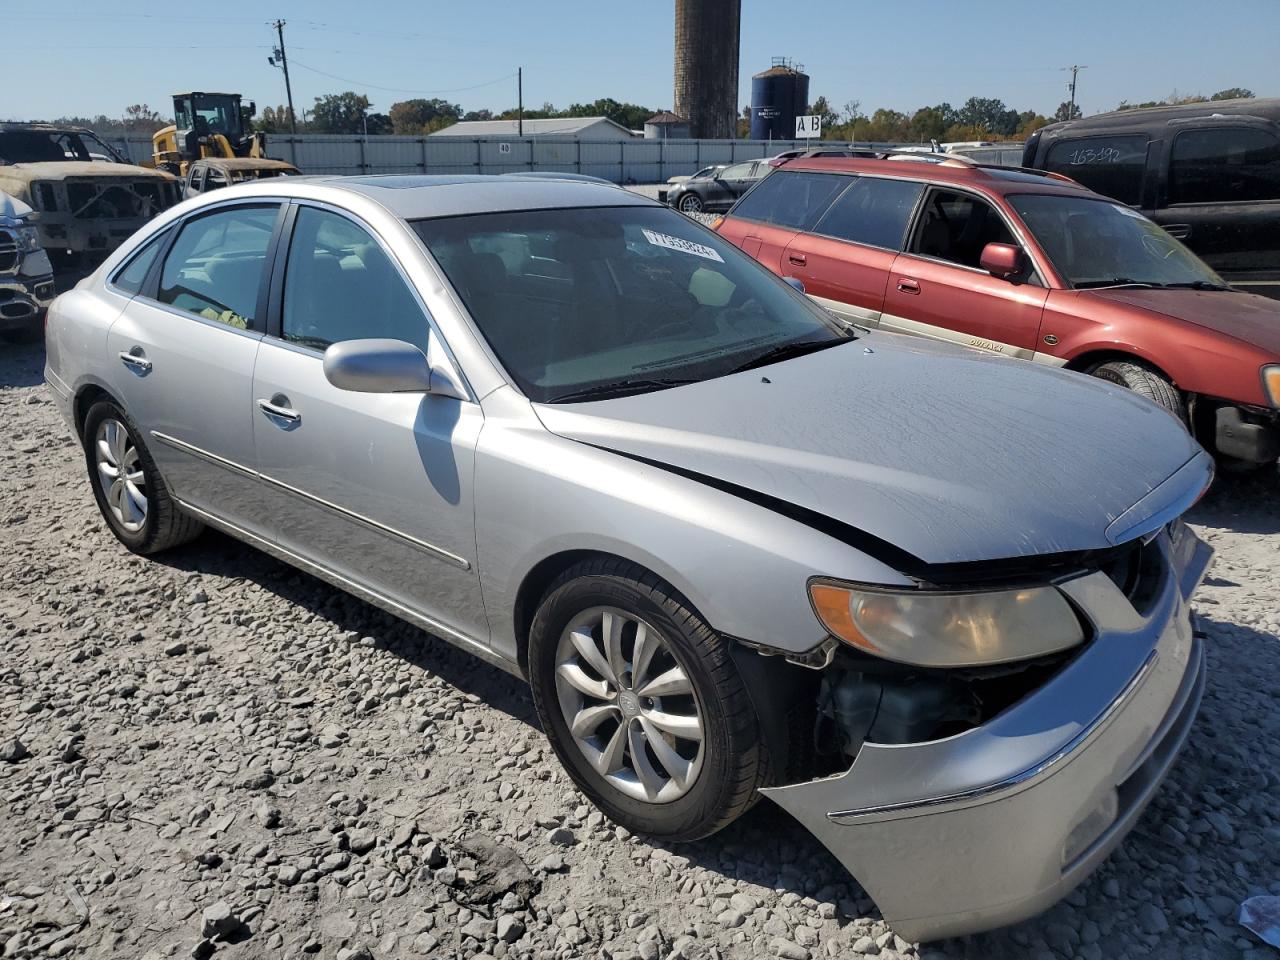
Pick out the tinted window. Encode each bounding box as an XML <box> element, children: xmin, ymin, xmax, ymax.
<box><xmin>910</xmin><ymin>189</ymin><xmax>1016</xmax><ymax>269</ymax></box>
<box><xmin>813</xmin><ymin>177</ymin><xmax>923</xmax><ymax>249</ymax></box>
<box><xmin>1044</xmin><ymin>135</ymin><xmax>1148</xmax><ymax>205</ymax></box>
<box><xmin>414</xmin><ymin>206</ymin><xmax>847</xmax><ymax>403</ymax></box>
<box><xmin>112</xmin><ymin>232</ymin><xmax>166</xmax><ymax>295</ymax></box>
<box><xmin>282</xmin><ymin>207</ymin><xmax>429</xmax><ymax>351</ymax></box>
<box><xmin>1170</xmin><ymin>128</ymin><xmax>1280</xmax><ymax>204</ymax></box>
<box><xmin>730</xmin><ymin>171</ymin><xmax>851</xmax><ymax>230</ymax></box>
<box><xmin>157</xmin><ymin>205</ymin><xmax>278</xmax><ymax>328</ymax></box>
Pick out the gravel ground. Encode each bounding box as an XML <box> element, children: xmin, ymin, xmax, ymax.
<box><xmin>2</xmin><ymin>337</ymin><xmax>1279</xmax><ymax>960</ymax></box>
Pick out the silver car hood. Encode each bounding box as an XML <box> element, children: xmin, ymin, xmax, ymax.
<box><xmin>534</xmin><ymin>333</ymin><xmax>1208</xmax><ymax>568</ymax></box>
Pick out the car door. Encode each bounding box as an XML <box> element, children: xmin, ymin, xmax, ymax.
<box><xmin>881</xmin><ymin>187</ymin><xmax>1048</xmax><ymax>359</ymax></box>
<box><xmin>1151</xmin><ymin>123</ymin><xmax>1280</xmax><ymax>297</ymax></box>
<box><xmin>717</xmin><ymin>169</ymin><xmax>851</xmax><ymax>272</ymax></box>
<box><xmin>105</xmin><ymin>201</ymin><xmax>282</xmax><ymax>535</ymax></box>
<box><xmin>711</xmin><ymin>161</ymin><xmax>759</xmax><ymax>210</ymax></box>
<box><xmin>779</xmin><ymin>175</ymin><xmax>923</xmax><ymax>326</ymax></box>
<box><xmin>250</xmin><ymin>202</ymin><xmax>488</xmax><ymax>644</ymax></box>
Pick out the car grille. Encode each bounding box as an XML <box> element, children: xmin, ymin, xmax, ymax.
<box><xmin>0</xmin><ymin>230</ymin><xmax>16</xmax><ymax>273</ymax></box>
<box><xmin>65</xmin><ymin>179</ymin><xmax>174</xmax><ymax>220</ymax></box>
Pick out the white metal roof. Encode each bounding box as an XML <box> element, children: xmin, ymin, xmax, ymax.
<box><xmin>427</xmin><ymin>117</ymin><xmax>634</xmax><ymax>138</ymax></box>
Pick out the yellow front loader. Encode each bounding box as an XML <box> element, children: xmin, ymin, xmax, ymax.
<box><xmin>152</xmin><ymin>92</ymin><xmax>269</xmax><ymax>178</ymax></box>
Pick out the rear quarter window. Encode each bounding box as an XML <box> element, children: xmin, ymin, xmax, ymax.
<box><xmin>811</xmin><ymin>177</ymin><xmax>924</xmax><ymax>250</ymax></box>
<box><xmin>1044</xmin><ymin>135</ymin><xmax>1149</xmax><ymax>206</ymax></box>
<box><xmin>729</xmin><ymin>171</ymin><xmax>852</xmax><ymax>230</ymax></box>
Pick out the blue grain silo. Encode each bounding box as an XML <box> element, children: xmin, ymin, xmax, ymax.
<box><xmin>750</xmin><ymin>58</ymin><xmax>810</xmax><ymax>140</ymax></box>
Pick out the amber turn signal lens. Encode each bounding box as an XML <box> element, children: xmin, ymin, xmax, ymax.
<box><xmin>808</xmin><ymin>583</ymin><xmax>878</xmax><ymax>653</ymax></box>
<box><xmin>1263</xmin><ymin>365</ymin><xmax>1280</xmax><ymax>408</ymax></box>
<box><xmin>708</xmin><ymin>216</ymin><xmax>725</xmax><ymax>232</ymax></box>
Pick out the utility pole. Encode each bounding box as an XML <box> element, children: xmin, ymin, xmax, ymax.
<box><xmin>271</xmin><ymin>19</ymin><xmax>298</xmax><ymax>134</ymax></box>
<box><xmin>1063</xmin><ymin>64</ymin><xmax>1087</xmax><ymax>119</ymax></box>
<box><xmin>517</xmin><ymin>67</ymin><xmax>523</xmax><ymax>137</ymax></box>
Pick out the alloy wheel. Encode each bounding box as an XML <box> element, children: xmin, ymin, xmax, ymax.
<box><xmin>554</xmin><ymin>606</ymin><xmax>705</xmax><ymax>803</ymax></box>
<box><xmin>95</xmin><ymin>418</ymin><xmax>148</xmax><ymax>533</ymax></box>
<box><xmin>678</xmin><ymin>194</ymin><xmax>703</xmax><ymax>213</ymax></box>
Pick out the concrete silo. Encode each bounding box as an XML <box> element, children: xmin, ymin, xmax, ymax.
<box><xmin>673</xmin><ymin>0</ymin><xmax>742</xmax><ymax>139</ymax></box>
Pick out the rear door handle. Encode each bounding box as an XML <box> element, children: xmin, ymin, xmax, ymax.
<box><xmin>118</xmin><ymin>350</ymin><xmax>152</xmax><ymax>373</ymax></box>
<box><xmin>1163</xmin><ymin>223</ymin><xmax>1192</xmax><ymax>240</ymax></box>
<box><xmin>788</xmin><ymin>253</ymin><xmax>807</xmax><ymax>266</ymax></box>
<box><xmin>257</xmin><ymin>397</ymin><xmax>301</xmax><ymax>424</ymax></box>
<box><xmin>896</xmin><ymin>278</ymin><xmax>921</xmax><ymax>294</ymax></box>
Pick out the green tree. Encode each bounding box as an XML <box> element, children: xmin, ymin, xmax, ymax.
<box><xmin>956</xmin><ymin>97</ymin><xmax>1018</xmax><ymax>136</ymax></box>
<box><xmin>908</xmin><ymin>104</ymin><xmax>953</xmax><ymax>142</ymax></box>
<box><xmin>1015</xmin><ymin>110</ymin><xmax>1049</xmax><ymax>137</ymax></box>
<box><xmin>389</xmin><ymin>98</ymin><xmax>463</xmax><ymax>134</ymax></box>
<box><xmin>254</xmin><ymin>105</ymin><xmax>300</xmax><ymax>134</ymax></box>
<box><xmin>122</xmin><ymin>103</ymin><xmax>166</xmax><ymax>133</ymax></box>
<box><xmin>462</xmin><ymin>108</ymin><xmax>494</xmax><ymax>122</ymax></box>
<box><xmin>1211</xmin><ymin>87</ymin><xmax>1254</xmax><ymax>100</ymax></box>
<box><xmin>1053</xmin><ymin>101</ymin><xmax>1083</xmax><ymax>122</ymax></box>
<box><xmin>310</xmin><ymin>92</ymin><xmax>372</xmax><ymax>134</ymax></box>
<box><xmin>807</xmin><ymin>96</ymin><xmax>841</xmax><ymax>131</ymax></box>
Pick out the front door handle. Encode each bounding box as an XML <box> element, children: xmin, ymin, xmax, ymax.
<box><xmin>257</xmin><ymin>397</ymin><xmax>301</xmax><ymax>424</ymax></box>
<box><xmin>1163</xmin><ymin>223</ymin><xmax>1192</xmax><ymax>240</ymax></box>
<box><xmin>788</xmin><ymin>253</ymin><xmax>807</xmax><ymax>266</ymax></box>
<box><xmin>118</xmin><ymin>349</ymin><xmax>152</xmax><ymax>373</ymax></box>
<box><xmin>897</xmin><ymin>278</ymin><xmax>921</xmax><ymax>295</ymax></box>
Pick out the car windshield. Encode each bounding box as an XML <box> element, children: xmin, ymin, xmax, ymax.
<box><xmin>1010</xmin><ymin>194</ymin><xmax>1225</xmax><ymax>289</ymax></box>
<box><xmin>0</xmin><ymin>129</ymin><xmax>124</xmax><ymax>165</ymax></box>
<box><xmin>414</xmin><ymin>205</ymin><xmax>851</xmax><ymax>402</ymax></box>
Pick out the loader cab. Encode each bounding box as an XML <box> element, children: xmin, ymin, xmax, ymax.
<box><xmin>172</xmin><ymin>92</ymin><xmax>256</xmax><ymax>159</ymax></box>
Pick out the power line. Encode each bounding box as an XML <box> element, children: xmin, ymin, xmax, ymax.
<box><xmin>1062</xmin><ymin>64</ymin><xmax>1088</xmax><ymax>117</ymax></box>
<box><xmin>285</xmin><ymin>59</ymin><xmax>518</xmax><ymax>97</ymax></box>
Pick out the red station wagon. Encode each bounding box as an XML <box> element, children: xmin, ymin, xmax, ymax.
<box><xmin>714</xmin><ymin>158</ymin><xmax>1280</xmax><ymax>467</ymax></box>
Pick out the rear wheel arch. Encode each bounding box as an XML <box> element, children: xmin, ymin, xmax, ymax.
<box><xmin>73</xmin><ymin>382</ymin><xmax>124</xmax><ymax>440</ymax></box>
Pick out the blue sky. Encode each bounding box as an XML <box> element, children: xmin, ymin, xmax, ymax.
<box><xmin>3</xmin><ymin>0</ymin><xmax>1276</xmax><ymax>123</ymax></box>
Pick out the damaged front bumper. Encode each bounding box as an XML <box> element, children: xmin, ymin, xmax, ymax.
<box><xmin>0</xmin><ymin>243</ymin><xmax>54</xmax><ymax>330</ymax></box>
<box><xmin>761</xmin><ymin>523</ymin><xmax>1213</xmax><ymax>942</ymax></box>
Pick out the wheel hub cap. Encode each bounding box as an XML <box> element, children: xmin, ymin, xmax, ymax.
<box><xmin>94</xmin><ymin>418</ymin><xmax>148</xmax><ymax>533</ymax></box>
<box><xmin>554</xmin><ymin>606</ymin><xmax>705</xmax><ymax>804</ymax></box>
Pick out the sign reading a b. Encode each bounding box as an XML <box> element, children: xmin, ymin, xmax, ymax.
<box><xmin>795</xmin><ymin>115</ymin><xmax>822</xmax><ymax>139</ymax></box>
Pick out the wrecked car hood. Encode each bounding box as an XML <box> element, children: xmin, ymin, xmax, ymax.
<box><xmin>1083</xmin><ymin>287</ymin><xmax>1280</xmax><ymax>356</ymax></box>
<box><xmin>0</xmin><ymin>161</ymin><xmax>176</xmax><ymax>182</ymax></box>
<box><xmin>534</xmin><ymin>333</ymin><xmax>1206</xmax><ymax>566</ymax></box>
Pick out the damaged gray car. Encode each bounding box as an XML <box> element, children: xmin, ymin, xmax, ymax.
<box><xmin>44</xmin><ymin>176</ymin><xmax>1213</xmax><ymax>942</ymax></box>
<box><xmin>0</xmin><ymin>123</ymin><xmax>180</xmax><ymax>263</ymax></box>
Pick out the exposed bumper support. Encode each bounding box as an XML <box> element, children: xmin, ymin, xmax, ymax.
<box><xmin>761</xmin><ymin>525</ymin><xmax>1213</xmax><ymax>942</ymax></box>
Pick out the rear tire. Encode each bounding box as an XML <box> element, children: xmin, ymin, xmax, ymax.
<box><xmin>82</xmin><ymin>400</ymin><xmax>203</xmax><ymax>555</ymax></box>
<box><xmin>1090</xmin><ymin>360</ymin><xmax>1186</xmax><ymax>422</ymax></box>
<box><xmin>528</xmin><ymin>558</ymin><xmax>765</xmax><ymax>842</ymax></box>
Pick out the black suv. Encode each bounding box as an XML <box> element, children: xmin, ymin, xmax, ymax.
<box><xmin>1024</xmin><ymin>98</ymin><xmax>1280</xmax><ymax>298</ymax></box>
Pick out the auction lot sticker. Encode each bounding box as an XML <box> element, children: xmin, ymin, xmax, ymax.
<box><xmin>642</xmin><ymin>229</ymin><xmax>725</xmax><ymax>263</ymax></box>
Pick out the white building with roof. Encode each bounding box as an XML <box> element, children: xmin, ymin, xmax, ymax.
<box><xmin>428</xmin><ymin>117</ymin><xmax>635</xmax><ymax>140</ymax></box>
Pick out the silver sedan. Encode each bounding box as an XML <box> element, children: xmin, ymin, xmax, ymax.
<box><xmin>44</xmin><ymin>174</ymin><xmax>1213</xmax><ymax>941</ymax></box>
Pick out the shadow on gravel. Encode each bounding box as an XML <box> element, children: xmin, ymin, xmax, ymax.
<box><xmin>0</xmin><ymin>340</ymin><xmax>46</xmax><ymax>388</ymax></box>
<box><xmin>1189</xmin><ymin>467</ymin><xmax>1280</xmax><ymax>535</ymax></box>
<box><xmin>153</xmin><ymin>529</ymin><xmax>542</xmax><ymax>730</ymax></box>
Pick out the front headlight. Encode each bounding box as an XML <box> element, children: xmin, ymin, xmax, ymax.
<box><xmin>808</xmin><ymin>579</ymin><xmax>1085</xmax><ymax>667</ymax></box>
<box><xmin>15</xmin><ymin>224</ymin><xmax>42</xmax><ymax>253</ymax></box>
<box><xmin>1263</xmin><ymin>365</ymin><xmax>1280</xmax><ymax>408</ymax></box>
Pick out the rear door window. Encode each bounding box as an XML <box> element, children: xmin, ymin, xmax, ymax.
<box><xmin>111</xmin><ymin>232</ymin><xmax>167</xmax><ymax>295</ymax></box>
<box><xmin>1169</xmin><ymin>127</ymin><xmax>1280</xmax><ymax>203</ymax></box>
<box><xmin>156</xmin><ymin>204</ymin><xmax>279</xmax><ymax>329</ymax></box>
<box><xmin>1044</xmin><ymin>135</ymin><xmax>1148</xmax><ymax>205</ymax></box>
<box><xmin>812</xmin><ymin>176</ymin><xmax>923</xmax><ymax>250</ymax></box>
<box><xmin>730</xmin><ymin>171</ymin><xmax>852</xmax><ymax>230</ymax></box>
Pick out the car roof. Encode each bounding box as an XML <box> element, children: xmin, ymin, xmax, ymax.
<box><xmin>1035</xmin><ymin>96</ymin><xmax>1280</xmax><ymax>139</ymax></box>
<box><xmin>194</xmin><ymin>174</ymin><xmax>656</xmax><ymax>219</ymax></box>
<box><xmin>778</xmin><ymin>156</ymin><xmax>1095</xmax><ymax>198</ymax></box>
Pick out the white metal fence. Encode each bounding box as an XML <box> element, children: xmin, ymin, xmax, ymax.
<box><xmin>105</xmin><ymin>134</ymin><xmax>820</xmax><ymax>183</ymax></box>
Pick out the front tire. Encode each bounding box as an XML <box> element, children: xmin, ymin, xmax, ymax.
<box><xmin>82</xmin><ymin>400</ymin><xmax>203</xmax><ymax>554</ymax></box>
<box><xmin>528</xmin><ymin>558</ymin><xmax>765</xmax><ymax>842</ymax></box>
<box><xmin>677</xmin><ymin>193</ymin><xmax>704</xmax><ymax>214</ymax></box>
<box><xmin>1090</xmin><ymin>360</ymin><xmax>1186</xmax><ymax>422</ymax></box>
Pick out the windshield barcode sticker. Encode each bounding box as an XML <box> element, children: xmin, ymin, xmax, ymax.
<box><xmin>641</xmin><ymin>229</ymin><xmax>724</xmax><ymax>263</ymax></box>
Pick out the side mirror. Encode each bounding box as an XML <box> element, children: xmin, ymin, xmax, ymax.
<box><xmin>322</xmin><ymin>335</ymin><xmax>469</xmax><ymax>398</ymax></box>
<box><xmin>784</xmin><ymin>276</ymin><xmax>805</xmax><ymax>294</ymax></box>
<box><xmin>980</xmin><ymin>242</ymin><xmax>1024</xmax><ymax>280</ymax></box>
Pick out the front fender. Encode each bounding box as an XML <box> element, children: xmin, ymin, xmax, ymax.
<box><xmin>473</xmin><ymin>389</ymin><xmax>909</xmax><ymax>664</ymax></box>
